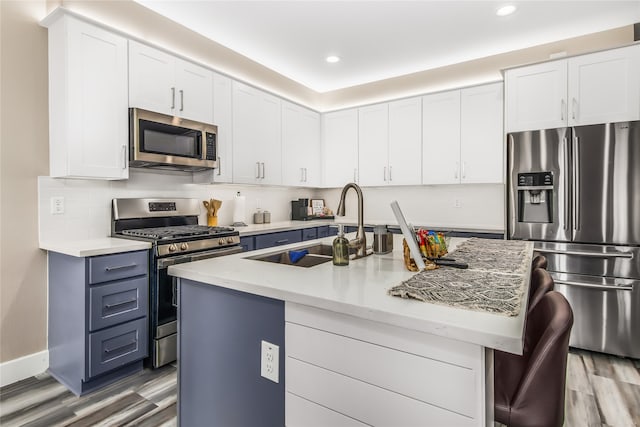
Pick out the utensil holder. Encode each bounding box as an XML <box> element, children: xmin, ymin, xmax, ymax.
<box><xmin>207</xmin><ymin>215</ymin><xmax>218</xmax><ymax>226</ymax></box>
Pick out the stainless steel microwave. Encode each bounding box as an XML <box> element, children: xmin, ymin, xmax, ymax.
<box><xmin>129</xmin><ymin>108</ymin><xmax>217</xmax><ymax>171</ymax></box>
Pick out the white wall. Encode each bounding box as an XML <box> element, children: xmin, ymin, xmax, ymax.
<box><xmin>317</xmin><ymin>184</ymin><xmax>504</xmax><ymax>232</ymax></box>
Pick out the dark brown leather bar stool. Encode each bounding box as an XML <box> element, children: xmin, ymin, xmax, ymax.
<box><xmin>531</xmin><ymin>254</ymin><xmax>547</xmax><ymax>270</ymax></box>
<box><xmin>494</xmin><ymin>291</ymin><xmax>574</xmax><ymax>427</ymax></box>
<box><xmin>528</xmin><ymin>267</ymin><xmax>554</xmax><ymax>314</ymax></box>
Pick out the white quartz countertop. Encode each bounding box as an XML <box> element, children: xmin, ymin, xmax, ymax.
<box><xmin>40</xmin><ymin>238</ymin><xmax>151</xmax><ymax>257</ymax></box>
<box><xmin>169</xmin><ymin>233</ymin><xmax>528</xmax><ymax>354</ymax></box>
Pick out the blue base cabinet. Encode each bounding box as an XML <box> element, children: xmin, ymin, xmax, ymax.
<box><xmin>48</xmin><ymin>250</ymin><xmax>149</xmax><ymax>395</ymax></box>
<box><xmin>241</xmin><ymin>226</ymin><xmax>335</xmax><ymax>252</ymax></box>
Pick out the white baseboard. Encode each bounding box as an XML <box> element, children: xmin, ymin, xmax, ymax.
<box><xmin>0</xmin><ymin>350</ymin><xmax>49</xmax><ymax>387</ymax></box>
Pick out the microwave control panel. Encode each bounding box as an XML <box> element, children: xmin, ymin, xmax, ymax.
<box><xmin>205</xmin><ymin>132</ymin><xmax>216</xmax><ymax>161</ymax></box>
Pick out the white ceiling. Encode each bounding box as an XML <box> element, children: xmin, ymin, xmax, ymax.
<box><xmin>134</xmin><ymin>1</ymin><xmax>640</xmax><ymax>93</ymax></box>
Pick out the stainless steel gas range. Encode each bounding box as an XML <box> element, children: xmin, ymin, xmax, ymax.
<box><xmin>112</xmin><ymin>198</ymin><xmax>242</xmax><ymax>368</ymax></box>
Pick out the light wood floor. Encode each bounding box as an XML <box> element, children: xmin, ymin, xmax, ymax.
<box><xmin>1</xmin><ymin>349</ymin><xmax>638</xmax><ymax>426</ymax></box>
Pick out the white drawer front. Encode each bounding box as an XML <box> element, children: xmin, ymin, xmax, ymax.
<box><xmin>287</xmin><ymin>322</ymin><xmax>480</xmax><ymax>418</ymax></box>
<box><xmin>286</xmin><ymin>392</ymin><xmax>368</xmax><ymax>427</ymax></box>
<box><xmin>287</xmin><ymin>357</ymin><xmax>477</xmax><ymax>427</ymax></box>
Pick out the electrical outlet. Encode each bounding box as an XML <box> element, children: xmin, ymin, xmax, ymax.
<box><xmin>260</xmin><ymin>340</ymin><xmax>279</xmax><ymax>383</ymax></box>
<box><xmin>454</xmin><ymin>198</ymin><xmax>462</xmax><ymax>208</ymax></box>
<box><xmin>51</xmin><ymin>196</ymin><xmax>65</xmax><ymax>214</ymax></box>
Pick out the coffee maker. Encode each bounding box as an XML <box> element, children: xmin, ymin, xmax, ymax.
<box><xmin>291</xmin><ymin>198</ymin><xmax>311</xmax><ymax>220</ymax></box>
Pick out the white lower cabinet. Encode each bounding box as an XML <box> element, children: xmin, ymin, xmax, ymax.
<box><xmin>285</xmin><ymin>303</ymin><xmax>487</xmax><ymax>427</ymax></box>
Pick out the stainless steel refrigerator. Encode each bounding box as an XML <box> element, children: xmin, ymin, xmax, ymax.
<box><xmin>507</xmin><ymin>121</ymin><xmax>640</xmax><ymax>359</ymax></box>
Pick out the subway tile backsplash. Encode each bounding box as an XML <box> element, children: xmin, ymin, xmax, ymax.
<box><xmin>38</xmin><ymin>170</ymin><xmax>505</xmax><ymax>243</ymax></box>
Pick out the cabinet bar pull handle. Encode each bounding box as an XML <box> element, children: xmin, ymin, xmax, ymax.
<box><xmin>105</xmin><ymin>263</ymin><xmax>137</xmax><ymax>271</ymax></box>
<box><xmin>105</xmin><ymin>298</ymin><xmax>136</xmax><ymax>309</ymax></box>
<box><xmin>383</xmin><ymin>166</ymin><xmax>387</xmax><ymax>181</ymax></box>
<box><xmin>389</xmin><ymin>165</ymin><xmax>392</xmax><ymax>181</ymax></box>
<box><xmin>275</xmin><ymin>239</ymin><xmax>289</xmax><ymax>244</ymax></box>
<box><xmin>461</xmin><ymin>161</ymin><xmax>466</xmax><ymax>179</ymax></box>
<box><xmin>180</xmin><ymin>89</ymin><xmax>184</xmax><ymax>112</ymax></box>
<box><xmin>572</xmin><ymin>98</ymin><xmax>577</xmax><ymax>120</ymax></box>
<box><xmin>171</xmin><ymin>87</ymin><xmax>175</xmax><ymax>109</ymax></box>
<box><xmin>104</xmin><ymin>340</ymin><xmax>137</xmax><ymax>353</ymax></box>
<box><xmin>353</xmin><ymin>168</ymin><xmax>357</xmax><ymax>182</ymax></box>
<box><xmin>261</xmin><ymin>162</ymin><xmax>265</xmax><ymax>179</ymax></box>
<box><xmin>217</xmin><ymin>156</ymin><xmax>221</xmax><ymax>176</ymax></box>
<box><xmin>301</xmin><ymin>168</ymin><xmax>304</xmax><ymax>182</ymax></box>
<box><xmin>121</xmin><ymin>145</ymin><xmax>127</xmax><ymax>170</ymax></box>
<box><xmin>561</xmin><ymin>99</ymin><xmax>565</xmax><ymax>121</ymax></box>
<box><xmin>256</xmin><ymin>162</ymin><xmax>260</xmax><ymax>179</ymax></box>
<box><xmin>304</xmin><ymin>168</ymin><xmax>307</xmax><ymax>182</ymax></box>
<box><xmin>454</xmin><ymin>161</ymin><xmax>459</xmax><ymax>179</ymax></box>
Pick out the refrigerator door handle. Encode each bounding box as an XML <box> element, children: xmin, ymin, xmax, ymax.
<box><xmin>554</xmin><ymin>279</ymin><xmax>633</xmax><ymax>292</ymax></box>
<box><xmin>563</xmin><ymin>137</ymin><xmax>569</xmax><ymax>230</ymax></box>
<box><xmin>535</xmin><ymin>248</ymin><xmax>634</xmax><ymax>259</ymax></box>
<box><xmin>572</xmin><ymin>136</ymin><xmax>579</xmax><ymax>231</ymax></box>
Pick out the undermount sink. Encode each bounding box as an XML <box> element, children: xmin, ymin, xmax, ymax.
<box><xmin>247</xmin><ymin>243</ymin><xmax>356</xmax><ymax>268</ymax></box>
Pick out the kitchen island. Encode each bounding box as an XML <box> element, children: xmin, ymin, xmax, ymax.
<box><xmin>169</xmin><ymin>234</ymin><xmax>532</xmax><ymax>426</ymax></box>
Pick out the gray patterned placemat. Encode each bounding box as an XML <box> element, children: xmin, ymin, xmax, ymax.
<box><xmin>389</xmin><ymin>238</ymin><xmax>533</xmax><ymax>316</ymax></box>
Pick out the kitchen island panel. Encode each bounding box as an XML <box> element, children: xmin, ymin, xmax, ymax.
<box><xmin>178</xmin><ymin>279</ymin><xmax>285</xmax><ymax>427</ymax></box>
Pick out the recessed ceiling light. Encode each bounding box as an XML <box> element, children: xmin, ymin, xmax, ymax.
<box><xmin>326</xmin><ymin>55</ymin><xmax>340</xmax><ymax>63</ymax></box>
<box><xmin>496</xmin><ymin>5</ymin><xmax>516</xmax><ymax>16</ymax></box>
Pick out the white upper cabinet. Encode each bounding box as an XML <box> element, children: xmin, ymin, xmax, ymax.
<box><xmin>322</xmin><ymin>109</ymin><xmax>359</xmax><ymax>188</ymax></box>
<box><xmin>358</xmin><ymin>104</ymin><xmax>389</xmax><ymax>187</ymax></box>
<box><xmin>194</xmin><ymin>72</ymin><xmax>233</xmax><ymax>184</ymax></box>
<box><xmin>422</xmin><ymin>90</ymin><xmax>461</xmax><ymax>185</ymax></box>
<box><xmin>506</xmin><ymin>44</ymin><xmax>640</xmax><ymax>132</ymax></box>
<box><xmin>505</xmin><ymin>61</ymin><xmax>567</xmax><ymax>132</ymax></box>
<box><xmin>568</xmin><ymin>45</ymin><xmax>640</xmax><ymax>126</ymax></box>
<box><xmin>358</xmin><ymin>98</ymin><xmax>422</xmax><ymax>187</ymax></box>
<box><xmin>282</xmin><ymin>101</ymin><xmax>321</xmax><ymax>187</ymax></box>
<box><xmin>232</xmin><ymin>81</ymin><xmax>282</xmax><ymax>185</ymax></box>
<box><xmin>460</xmin><ymin>83</ymin><xmax>504</xmax><ymax>184</ymax></box>
<box><xmin>388</xmin><ymin>97</ymin><xmax>422</xmax><ymax>186</ymax></box>
<box><xmin>211</xmin><ymin>73</ymin><xmax>233</xmax><ymax>183</ymax></box>
<box><xmin>129</xmin><ymin>41</ymin><xmax>213</xmax><ymax>124</ymax></box>
<box><xmin>423</xmin><ymin>83</ymin><xmax>503</xmax><ymax>185</ymax></box>
<box><xmin>45</xmin><ymin>13</ymin><xmax>129</xmax><ymax>179</ymax></box>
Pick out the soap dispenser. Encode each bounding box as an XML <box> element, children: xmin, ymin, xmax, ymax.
<box><xmin>333</xmin><ymin>224</ymin><xmax>349</xmax><ymax>266</ymax></box>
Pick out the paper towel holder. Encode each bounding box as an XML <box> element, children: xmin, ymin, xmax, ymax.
<box><xmin>231</xmin><ymin>191</ymin><xmax>248</xmax><ymax>227</ymax></box>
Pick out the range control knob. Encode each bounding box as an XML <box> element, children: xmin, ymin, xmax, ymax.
<box><xmin>219</xmin><ymin>238</ymin><xmax>225</xmax><ymax>245</ymax></box>
<box><xmin>180</xmin><ymin>243</ymin><xmax>188</xmax><ymax>251</ymax></box>
<box><xmin>227</xmin><ymin>237</ymin><xmax>235</xmax><ymax>244</ymax></box>
<box><xmin>168</xmin><ymin>244</ymin><xmax>178</xmax><ymax>252</ymax></box>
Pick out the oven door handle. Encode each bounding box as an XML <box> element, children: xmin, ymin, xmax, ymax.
<box><xmin>189</xmin><ymin>246</ymin><xmax>243</xmax><ymax>262</ymax></box>
<box><xmin>535</xmin><ymin>248</ymin><xmax>633</xmax><ymax>259</ymax></box>
<box><xmin>158</xmin><ymin>246</ymin><xmax>243</xmax><ymax>268</ymax></box>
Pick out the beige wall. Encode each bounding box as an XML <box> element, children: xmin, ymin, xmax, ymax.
<box><xmin>0</xmin><ymin>0</ymin><xmax>635</xmax><ymax>366</ymax></box>
<box><xmin>0</xmin><ymin>0</ymin><xmax>49</xmax><ymax>362</ymax></box>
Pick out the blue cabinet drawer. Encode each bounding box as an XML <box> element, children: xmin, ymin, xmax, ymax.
<box><xmin>301</xmin><ymin>228</ymin><xmax>317</xmax><ymax>241</ymax></box>
<box><xmin>240</xmin><ymin>236</ymin><xmax>255</xmax><ymax>252</ymax></box>
<box><xmin>255</xmin><ymin>230</ymin><xmax>302</xmax><ymax>250</ymax></box>
<box><xmin>317</xmin><ymin>226</ymin><xmax>331</xmax><ymax>238</ymax></box>
<box><xmin>89</xmin><ymin>276</ymin><xmax>148</xmax><ymax>332</ymax></box>
<box><xmin>88</xmin><ymin>251</ymin><xmax>148</xmax><ymax>285</ymax></box>
<box><xmin>88</xmin><ymin>317</ymin><xmax>148</xmax><ymax>378</ymax></box>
